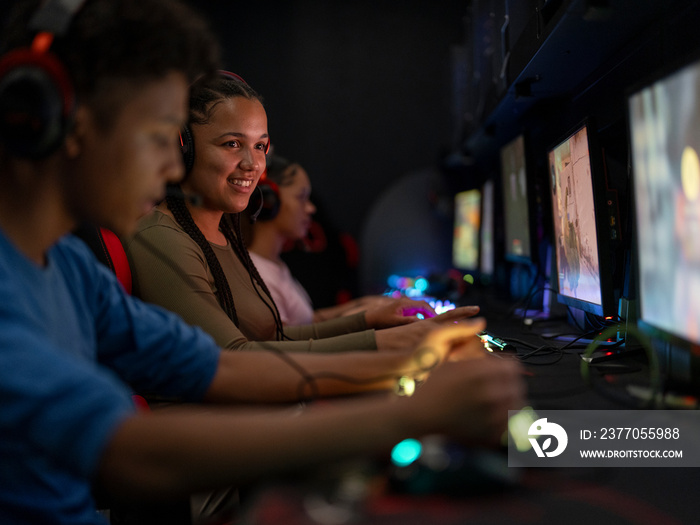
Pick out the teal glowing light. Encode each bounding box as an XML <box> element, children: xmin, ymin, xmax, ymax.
<box><xmin>391</xmin><ymin>438</ymin><xmax>422</xmax><ymax>467</ymax></box>
<box><xmin>414</xmin><ymin>277</ymin><xmax>428</xmax><ymax>292</ymax></box>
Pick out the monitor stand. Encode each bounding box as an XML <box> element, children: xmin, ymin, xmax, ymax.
<box><xmin>541</xmin><ymin>326</ymin><xmax>645</xmax><ymax>363</ymax></box>
<box><xmin>580</xmin><ymin>344</ymin><xmax>645</xmax><ymax>364</ymax></box>
<box><xmin>511</xmin><ymin>244</ymin><xmax>569</xmax><ymax>325</ymax></box>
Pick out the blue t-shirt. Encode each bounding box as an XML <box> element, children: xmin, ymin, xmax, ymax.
<box><xmin>0</xmin><ymin>230</ymin><xmax>221</xmax><ymax>524</ymax></box>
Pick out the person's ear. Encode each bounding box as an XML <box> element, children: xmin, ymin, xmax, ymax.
<box><xmin>64</xmin><ymin>105</ymin><xmax>89</xmax><ymax>159</ymax></box>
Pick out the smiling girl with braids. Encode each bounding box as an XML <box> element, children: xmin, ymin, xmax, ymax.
<box><xmin>125</xmin><ymin>73</ymin><xmax>482</xmax><ymax>352</ymax></box>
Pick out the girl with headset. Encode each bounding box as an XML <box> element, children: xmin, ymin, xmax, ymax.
<box><xmin>248</xmin><ymin>154</ymin><xmax>396</xmax><ymax>326</ymax></box>
<box><xmin>125</xmin><ymin>73</ymin><xmax>483</xmax><ymax>353</ymax></box>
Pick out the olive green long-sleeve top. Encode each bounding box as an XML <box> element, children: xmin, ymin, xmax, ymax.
<box><xmin>125</xmin><ymin>210</ymin><xmax>377</xmax><ymax>353</ymax></box>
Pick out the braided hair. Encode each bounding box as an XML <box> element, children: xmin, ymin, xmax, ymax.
<box><xmin>165</xmin><ymin>74</ymin><xmax>288</xmax><ymax>339</ymax></box>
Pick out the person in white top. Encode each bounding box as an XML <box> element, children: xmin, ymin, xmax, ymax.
<box><xmin>248</xmin><ymin>155</ymin><xmax>398</xmax><ymax>325</ymax></box>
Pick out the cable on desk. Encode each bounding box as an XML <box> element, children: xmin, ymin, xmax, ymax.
<box><xmin>580</xmin><ymin>325</ymin><xmax>661</xmax><ymax>408</ymax></box>
<box><xmin>496</xmin><ymin>335</ymin><xmax>564</xmax><ymax>364</ymax></box>
<box><xmin>500</xmin><ymin>337</ymin><xmax>539</xmax><ymax>350</ymax></box>
<box><xmin>501</xmin><ymin>329</ymin><xmax>625</xmax><ymax>367</ymax></box>
<box><xmin>516</xmin><ymin>345</ymin><xmax>564</xmax><ymax>365</ymax></box>
<box><xmin>562</xmin><ymin>330</ymin><xmax>624</xmax><ymax>352</ymax></box>
<box><xmin>518</xmin><ymin>284</ymin><xmax>556</xmax><ymax>328</ymax></box>
<box><xmin>536</xmin><ymin>328</ymin><xmax>602</xmax><ymax>348</ymax></box>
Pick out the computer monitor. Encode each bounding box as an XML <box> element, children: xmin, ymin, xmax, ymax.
<box><xmin>546</xmin><ymin>121</ymin><xmax>616</xmax><ymax>317</ymax></box>
<box><xmin>452</xmin><ymin>188</ymin><xmax>481</xmax><ymax>273</ymax></box>
<box><xmin>628</xmin><ymin>54</ymin><xmax>700</xmax><ymax>357</ymax></box>
<box><xmin>480</xmin><ymin>179</ymin><xmax>495</xmax><ymax>279</ymax></box>
<box><xmin>500</xmin><ymin>134</ymin><xmax>537</xmax><ymax>263</ymax></box>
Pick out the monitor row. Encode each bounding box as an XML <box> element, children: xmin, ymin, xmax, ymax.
<box><xmin>452</xmin><ymin>50</ymin><xmax>700</xmax><ymax>365</ymax></box>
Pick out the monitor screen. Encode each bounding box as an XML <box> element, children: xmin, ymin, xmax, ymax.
<box><xmin>452</xmin><ymin>189</ymin><xmax>481</xmax><ymax>272</ymax></box>
<box><xmin>500</xmin><ymin>134</ymin><xmax>534</xmax><ymax>262</ymax></box>
<box><xmin>629</xmin><ymin>57</ymin><xmax>700</xmax><ymax>346</ymax></box>
<box><xmin>480</xmin><ymin>180</ymin><xmax>495</xmax><ymax>277</ymax></box>
<box><xmin>547</xmin><ymin>123</ymin><xmax>610</xmax><ymax>316</ymax></box>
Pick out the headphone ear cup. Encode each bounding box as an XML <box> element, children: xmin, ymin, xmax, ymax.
<box><xmin>0</xmin><ymin>49</ymin><xmax>75</xmax><ymax>158</ymax></box>
<box><xmin>179</xmin><ymin>125</ymin><xmax>195</xmax><ymax>174</ymax></box>
<box><xmin>248</xmin><ymin>181</ymin><xmax>280</xmax><ymax>222</ymax></box>
<box><xmin>257</xmin><ymin>182</ymin><xmax>281</xmax><ymax>221</ymax></box>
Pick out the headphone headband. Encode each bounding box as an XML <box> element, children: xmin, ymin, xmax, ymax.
<box><xmin>0</xmin><ymin>0</ymin><xmax>86</xmax><ymax>158</ymax></box>
<box><xmin>218</xmin><ymin>70</ymin><xmax>247</xmax><ymax>84</ymax></box>
<box><xmin>29</xmin><ymin>0</ymin><xmax>86</xmax><ymax>35</ymax></box>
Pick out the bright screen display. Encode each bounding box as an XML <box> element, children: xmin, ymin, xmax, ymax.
<box><xmin>629</xmin><ymin>59</ymin><xmax>700</xmax><ymax>344</ymax></box>
<box><xmin>500</xmin><ymin>135</ymin><xmax>532</xmax><ymax>260</ymax></box>
<box><xmin>453</xmin><ymin>189</ymin><xmax>481</xmax><ymax>271</ymax></box>
<box><xmin>547</xmin><ymin>125</ymin><xmax>603</xmax><ymax>307</ymax></box>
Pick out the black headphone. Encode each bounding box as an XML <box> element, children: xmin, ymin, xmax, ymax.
<box><xmin>0</xmin><ymin>0</ymin><xmax>86</xmax><ymax>159</ymax></box>
<box><xmin>179</xmin><ymin>70</ymin><xmax>270</xmax><ymax>174</ymax></box>
<box><xmin>247</xmin><ymin>177</ymin><xmax>281</xmax><ymax>223</ymax></box>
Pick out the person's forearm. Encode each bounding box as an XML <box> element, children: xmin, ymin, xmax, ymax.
<box><xmin>313</xmin><ymin>301</ymin><xmax>362</xmax><ymax>322</ymax></box>
<box><xmin>98</xmin><ymin>394</ymin><xmax>415</xmax><ymax>498</ymax></box>
<box><xmin>97</xmin><ymin>354</ymin><xmax>526</xmax><ymax>502</ymax></box>
<box><xmin>204</xmin><ymin>349</ymin><xmax>415</xmax><ymax>403</ymax></box>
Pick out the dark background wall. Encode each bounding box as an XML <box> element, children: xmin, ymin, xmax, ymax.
<box><xmin>183</xmin><ymin>0</ymin><xmax>468</xmax><ymax>239</ymax></box>
<box><xmin>0</xmin><ymin>0</ymin><xmax>471</xmax><ymax>301</ymax></box>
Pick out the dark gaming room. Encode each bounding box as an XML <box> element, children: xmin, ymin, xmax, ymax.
<box><xmin>2</xmin><ymin>0</ymin><xmax>700</xmax><ymax>523</ymax></box>
<box><xmin>181</xmin><ymin>0</ymin><xmax>700</xmax><ymax>523</ymax></box>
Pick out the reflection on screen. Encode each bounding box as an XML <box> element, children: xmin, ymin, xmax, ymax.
<box><xmin>630</xmin><ymin>60</ymin><xmax>700</xmax><ymax>344</ymax></box>
<box><xmin>453</xmin><ymin>189</ymin><xmax>481</xmax><ymax>271</ymax></box>
<box><xmin>500</xmin><ymin>135</ymin><xmax>531</xmax><ymax>260</ymax></box>
<box><xmin>547</xmin><ymin>125</ymin><xmax>603</xmax><ymax>307</ymax></box>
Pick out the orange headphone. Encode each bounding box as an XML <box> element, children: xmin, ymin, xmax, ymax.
<box><xmin>0</xmin><ymin>0</ymin><xmax>86</xmax><ymax>158</ymax></box>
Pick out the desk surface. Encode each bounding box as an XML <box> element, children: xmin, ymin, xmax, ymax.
<box><xmin>243</xmin><ymin>292</ymin><xmax>699</xmax><ymax>525</ymax></box>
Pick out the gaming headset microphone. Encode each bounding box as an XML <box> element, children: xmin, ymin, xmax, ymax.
<box><xmin>249</xmin><ymin>185</ymin><xmax>265</xmax><ymax>223</ymax></box>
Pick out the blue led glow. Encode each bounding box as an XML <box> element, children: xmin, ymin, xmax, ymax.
<box><xmin>383</xmin><ymin>273</ymin><xmax>456</xmax><ymax>315</ymax></box>
<box><xmin>391</xmin><ymin>438</ymin><xmax>422</xmax><ymax>467</ymax></box>
<box><xmin>414</xmin><ymin>278</ymin><xmax>428</xmax><ymax>292</ymax></box>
